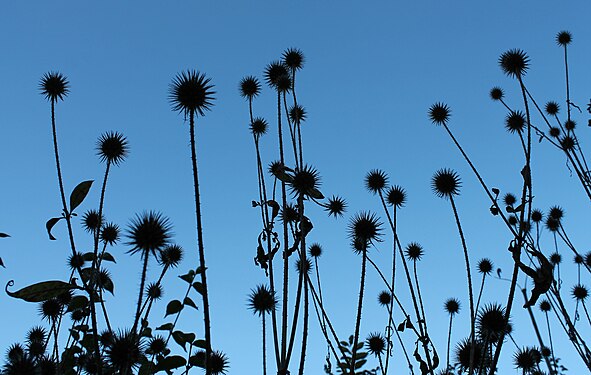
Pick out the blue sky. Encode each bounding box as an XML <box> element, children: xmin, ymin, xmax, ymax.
<box><xmin>1</xmin><ymin>1</ymin><xmax>591</xmax><ymax>373</ymax></box>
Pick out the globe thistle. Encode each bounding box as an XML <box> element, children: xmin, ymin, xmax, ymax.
<box><xmin>39</xmin><ymin>299</ymin><xmax>61</xmax><ymax>322</ymax></box>
<box><xmin>208</xmin><ymin>350</ymin><xmax>230</xmax><ymax>375</ymax></box>
<box><xmin>431</xmin><ymin>168</ymin><xmax>461</xmax><ymax>198</ymax></box>
<box><xmin>268</xmin><ymin>160</ymin><xmax>288</xmax><ymax>180</ymax></box>
<box><xmin>239</xmin><ymin>76</ymin><xmax>261</xmax><ymax>99</ymax></box>
<box><xmin>105</xmin><ymin>329</ymin><xmax>144</xmax><ymax>374</ymax></box>
<box><xmin>126</xmin><ymin>211</ymin><xmax>172</xmax><ymax>258</ymax></box>
<box><xmin>56</xmin><ymin>289</ymin><xmax>73</xmax><ymax>306</ymax></box>
<box><xmin>6</xmin><ymin>343</ymin><xmax>25</xmax><ymax>362</ymax></box>
<box><xmin>499</xmin><ymin>49</ymin><xmax>530</xmax><ymax>78</ymax></box>
<box><xmin>37</xmin><ymin>356</ymin><xmax>57</xmax><ymax>375</ymax></box>
<box><xmin>264</xmin><ymin>61</ymin><xmax>290</xmax><ymax>90</ymax></box>
<box><xmin>82</xmin><ymin>210</ymin><xmax>103</xmax><ymax>233</ymax></box>
<box><xmin>386</xmin><ymin>185</ymin><xmax>406</xmax><ymax>207</ymax></box>
<box><xmin>405</xmin><ymin>242</ymin><xmax>424</xmax><ymax>261</ymax></box>
<box><xmin>250</xmin><ymin>117</ymin><xmax>268</xmax><ymax>137</ymax></box>
<box><xmin>289</xmin><ymin>104</ymin><xmax>307</xmax><ymax>124</ymax></box>
<box><xmin>365</xmin><ymin>169</ymin><xmax>388</xmax><ymax>194</ymax></box>
<box><xmin>574</xmin><ymin>254</ymin><xmax>584</xmax><ymax>265</ymax></box>
<box><xmin>169</xmin><ymin>70</ymin><xmax>215</xmax><ymax>117</ymax></box>
<box><xmin>548</xmin><ymin>206</ymin><xmax>564</xmax><ymax>221</ymax></box>
<box><xmin>455</xmin><ymin>338</ymin><xmax>488</xmax><ymax>372</ymax></box>
<box><xmin>572</xmin><ymin>284</ymin><xmax>589</xmax><ymax>301</ymax></box>
<box><xmin>545</xmin><ymin>217</ymin><xmax>560</xmax><ymax>232</ymax></box>
<box><xmin>548</xmin><ymin>127</ymin><xmax>561</xmax><ymax>138</ymax></box>
<box><xmin>539</xmin><ymin>300</ymin><xmax>551</xmax><ymax>312</ymax></box>
<box><xmin>146</xmin><ymin>335</ymin><xmax>167</xmax><ymax>355</ymax></box>
<box><xmin>27</xmin><ymin>340</ymin><xmax>45</xmax><ymax>358</ymax></box>
<box><xmin>279</xmin><ymin>203</ymin><xmax>299</xmax><ymax>224</ymax></box>
<box><xmin>366</xmin><ymin>332</ymin><xmax>386</xmax><ymax>356</ymax></box>
<box><xmin>549</xmin><ymin>252</ymin><xmax>562</xmax><ymax>266</ymax></box>
<box><xmin>296</xmin><ymin>257</ymin><xmax>312</xmax><ymax>275</ymax></box>
<box><xmin>146</xmin><ymin>282</ymin><xmax>163</xmax><ymax>300</ymax></box>
<box><xmin>247</xmin><ymin>284</ymin><xmax>278</xmax><ymax>316</ymax></box>
<box><xmin>289</xmin><ymin>165</ymin><xmax>321</xmax><ymax>198</ymax></box>
<box><xmin>508</xmin><ymin>215</ymin><xmax>518</xmax><ymax>226</ymax></box>
<box><xmin>545</xmin><ymin>101</ymin><xmax>560</xmax><ymax>115</ymax></box>
<box><xmin>100</xmin><ymin>222</ymin><xmax>120</xmax><ymax>245</ymax></box>
<box><xmin>308</xmin><ymin>243</ymin><xmax>322</xmax><ymax>258</ymax></box>
<box><xmin>159</xmin><ymin>244</ymin><xmax>184</xmax><ymax>268</ymax></box>
<box><xmin>513</xmin><ymin>347</ymin><xmax>541</xmax><ymax>373</ymax></box>
<box><xmin>560</xmin><ymin>135</ymin><xmax>575</xmax><ymax>151</ymax></box>
<box><xmin>39</xmin><ymin>72</ymin><xmax>69</xmax><ymax>102</ymax></box>
<box><xmin>283</xmin><ymin>48</ymin><xmax>305</xmax><ymax>71</ymax></box>
<box><xmin>531</xmin><ymin>209</ymin><xmax>543</xmax><ymax>223</ymax></box>
<box><xmin>444</xmin><ymin>298</ymin><xmax>460</xmax><ymax>316</ymax></box>
<box><xmin>477</xmin><ymin>303</ymin><xmax>508</xmax><ymax>343</ymax></box>
<box><xmin>97</xmin><ymin>131</ymin><xmax>128</xmax><ymax>166</ymax></box>
<box><xmin>564</xmin><ymin>120</ymin><xmax>576</xmax><ymax>131</ymax></box>
<box><xmin>505</xmin><ymin>111</ymin><xmax>526</xmax><ymax>133</ymax></box>
<box><xmin>556</xmin><ymin>31</ymin><xmax>572</xmax><ymax>46</ymax></box>
<box><xmin>378</xmin><ymin>291</ymin><xmax>392</xmax><ymax>306</ymax></box>
<box><xmin>99</xmin><ymin>330</ymin><xmax>114</xmax><ymax>348</ymax></box>
<box><xmin>67</xmin><ymin>251</ymin><xmax>85</xmax><ymax>270</ymax></box>
<box><xmin>348</xmin><ymin>211</ymin><xmax>383</xmax><ymax>249</ymax></box>
<box><xmin>26</xmin><ymin>326</ymin><xmax>46</xmax><ymax>344</ymax></box>
<box><xmin>325</xmin><ymin>195</ymin><xmax>346</xmax><ymax>218</ymax></box>
<box><xmin>477</xmin><ymin>258</ymin><xmax>493</xmax><ymax>275</ymax></box>
<box><xmin>541</xmin><ymin>346</ymin><xmax>552</xmax><ymax>358</ymax></box>
<box><xmin>490</xmin><ymin>87</ymin><xmax>504</xmax><ymax>101</ymax></box>
<box><xmin>503</xmin><ymin>193</ymin><xmax>517</xmax><ymax>207</ymax></box>
<box><xmin>428</xmin><ymin>102</ymin><xmax>451</xmax><ymax>125</ymax></box>
<box><xmin>2</xmin><ymin>351</ymin><xmax>36</xmax><ymax>375</ymax></box>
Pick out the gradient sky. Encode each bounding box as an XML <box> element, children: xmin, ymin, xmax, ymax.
<box><xmin>1</xmin><ymin>1</ymin><xmax>591</xmax><ymax>374</ymax></box>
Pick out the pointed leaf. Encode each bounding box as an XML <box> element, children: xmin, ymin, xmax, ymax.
<box><xmin>172</xmin><ymin>331</ymin><xmax>188</xmax><ymax>351</ymax></box>
<box><xmin>0</xmin><ymin>233</ymin><xmax>9</xmax><ymax>238</ymax></box>
<box><xmin>0</xmin><ymin>257</ymin><xmax>4</xmax><ymax>268</ymax></box>
<box><xmin>82</xmin><ymin>252</ymin><xmax>95</xmax><ymax>262</ymax></box>
<box><xmin>101</xmin><ymin>252</ymin><xmax>116</xmax><ymax>263</ymax></box>
<box><xmin>179</xmin><ymin>270</ymin><xmax>195</xmax><ymax>283</ymax></box>
<box><xmin>193</xmin><ymin>339</ymin><xmax>208</xmax><ymax>349</ymax></box>
<box><xmin>184</xmin><ymin>296</ymin><xmax>198</xmax><ymax>310</ymax></box>
<box><xmin>397</xmin><ymin>321</ymin><xmax>406</xmax><ymax>332</ymax></box>
<box><xmin>69</xmin><ymin>180</ymin><xmax>93</xmax><ymax>212</ymax></box>
<box><xmin>46</xmin><ymin>217</ymin><xmax>64</xmax><ymax>240</ymax></box>
<box><xmin>405</xmin><ymin>320</ymin><xmax>415</xmax><ymax>330</ymax></box>
<box><xmin>189</xmin><ymin>353</ymin><xmax>205</xmax><ymax>368</ymax></box>
<box><xmin>155</xmin><ymin>323</ymin><xmax>174</xmax><ymax>331</ymax></box>
<box><xmin>165</xmin><ymin>300</ymin><xmax>183</xmax><ymax>317</ymax></box>
<box><xmin>140</xmin><ymin>327</ymin><xmax>153</xmax><ymax>338</ymax></box>
<box><xmin>6</xmin><ymin>280</ymin><xmax>76</xmax><ymax>302</ymax></box>
<box><xmin>192</xmin><ymin>281</ymin><xmax>205</xmax><ymax>295</ymax></box>
<box><xmin>309</xmin><ymin>187</ymin><xmax>324</xmax><ymax>200</ymax></box>
<box><xmin>100</xmin><ymin>274</ymin><xmax>114</xmax><ymax>295</ymax></box>
<box><xmin>155</xmin><ymin>355</ymin><xmax>186</xmax><ymax>371</ymax></box>
<box><xmin>68</xmin><ymin>295</ymin><xmax>89</xmax><ymax>312</ymax></box>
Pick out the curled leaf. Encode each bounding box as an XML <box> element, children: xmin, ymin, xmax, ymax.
<box><xmin>6</xmin><ymin>280</ymin><xmax>77</xmax><ymax>302</ymax></box>
<box><xmin>46</xmin><ymin>217</ymin><xmax>64</xmax><ymax>240</ymax></box>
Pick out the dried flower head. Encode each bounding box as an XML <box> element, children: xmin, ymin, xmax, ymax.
<box><xmin>455</xmin><ymin>338</ymin><xmax>488</xmax><ymax>372</ymax></box>
<box><xmin>146</xmin><ymin>336</ymin><xmax>167</xmax><ymax>355</ymax></box>
<box><xmin>264</xmin><ymin>61</ymin><xmax>290</xmax><ymax>89</ymax></box>
<box><xmin>386</xmin><ymin>185</ymin><xmax>406</xmax><ymax>208</ymax></box>
<box><xmin>513</xmin><ymin>347</ymin><xmax>541</xmax><ymax>372</ymax></box>
<box><xmin>564</xmin><ymin>120</ymin><xmax>576</xmax><ymax>131</ymax></box>
<box><xmin>405</xmin><ymin>242</ymin><xmax>424</xmax><ymax>261</ymax></box>
<box><xmin>428</xmin><ymin>102</ymin><xmax>451</xmax><ymax>125</ymax></box>
<box><xmin>97</xmin><ymin>131</ymin><xmax>128</xmax><ymax>166</ymax></box>
<box><xmin>126</xmin><ymin>211</ymin><xmax>172</xmax><ymax>258</ymax></box>
<box><xmin>105</xmin><ymin>329</ymin><xmax>144</xmax><ymax>373</ymax></box>
<box><xmin>308</xmin><ymin>243</ymin><xmax>322</xmax><ymax>258</ymax></box>
<box><xmin>39</xmin><ymin>299</ymin><xmax>61</xmax><ymax>322</ymax></box>
<box><xmin>490</xmin><ymin>87</ymin><xmax>504</xmax><ymax>101</ymax></box>
<box><xmin>556</xmin><ymin>31</ymin><xmax>572</xmax><ymax>46</ymax></box>
<box><xmin>548</xmin><ymin>206</ymin><xmax>564</xmax><ymax>221</ymax></box>
<box><xmin>296</xmin><ymin>257</ymin><xmax>312</xmax><ymax>275</ymax></box>
<box><xmin>208</xmin><ymin>350</ymin><xmax>230</xmax><ymax>375</ymax></box>
<box><xmin>545</xmin><ymin>217</ymin><xmax>560</xmax><ymax>232</ymax></box>
<box><xmin>548</xmin><ymin>127</ymin><xmax>561</xmax><ymax>138</ymax></box>
<box><xmin>431</xmin><ymin>168</ymin><xmax>461</xmax><ymax>198</ymax></box>
<box><xmin>499</xmin><ymin>49</ymin><xmax>530</xmax><ymax>78</ymax></box>
<box><xmin>572</xmin><ymin>284</ymin><xmax>589</xmax><ymax>301</ymax></box>
<box><xmin>169</xmin><ymin>70</ymin><xmax>215</xmax><ymax>117</ymax></box>
<box><xmin>366</xmin><ymin>332</ymin><xmax>386</xmax><ymax>356</ymax></box>
<box><xmin>549</xmin><ymin>252</ymin><xmax>562</xmax><ymax>265</ymax></box>
<box><xmin>378</xmin><ymin>291</ymin><xmax>392</xmax><ymax>306</ymax></box>
<box><xmin>539</xmin><ymin>300</ymin><xmax>551</xmax><ymax>312</ymax></box>
<box><xmin>40</xmin><ymin>72</ymin><xmax>70</xmax><ymax>102</ymax></box>
<box><xmin>574</xmin><ymin>254</ymin><xmax>584</xmax><ymax>265</ymax></box>
<box><xmin>503</xmin><ymin>193</ymin><xmax>517</xmax><ymax>207</ymax></box>
<box><xmin>505</xmin><ymin>111</ymin><xmax>526</xmax><ymax>133</ymax></box>
<box><xmin>348</xmin><ymin>211</ymin><xmax>383</xmax><ymax>249</ymax></box>
<box><xmin>250</xmin><ymin>117</ymin><xmax>268</xmax><ymax>137</ymax></box>
<box><xmin>545</xmin><ymin>101</ymin><xmax>560</xmax><ymax>115</ymax></box>
<box><xmin>67</xmin><ymin>251</ymin><xmax>85</xmax><ymax>270</ymax></box>
<box><xmin>239</xmin><ymin>76</ymin><xmax>261</xmax><ymax>99</ymax></box>
<box><xmin>289</xmin><ymin>165</ymin><xmax>321</xmax><ymax>198</ymax></box>
<box><xmin>146</xmin><ymin>282</ymin><xmax>163</xmax><ymax>300</ymax></box>
<box><xmin>26</xmin><ymin>326</ymin><xmax>47</xmax><ymax>344</ymax></box>
<box><xmin>365</xmin><ymin>169</ymin><xmax>388</xmax><ymax>194</ymax></box>
<box><xmin>159</xmin><ymin>244</ymin><xmax>184</xmax><ymax>268</ymax></box>
<box><xmin>325</xmin><ymin>195</ymin><xmax>346</xmax><ymax>218</ymax></box>
<box><xmin>444</xmin><ymin>298</ymin><xmax>460</xmax><ymax>316</ymax></box>
<box><xmin>100</xmin><ymin>222</ymin><xmax>120</xmax><ymax>245</ymax></box>
<box><xmin>478</xmin><ymin>258</ymin><xmax>493</xmax><ymax>275</ymax></box>
<box><xmin>280</xmin><ymin>203</ymin><xmax>299</xmax><ymax>224</ymax></box>
<box><xmin>82</xmin><ymin>210</ymin><xmax>103</xmax><ymax>233</ymax></box>
<box><xmin>283</xmin><ymin>48</ymin><xmax>305</xmax><ymax>71</ymax></box>
<box><xmin>289</xmin><ymin>104</ymin><xmax>307</xmax><ymax>124</ymax></box>
<box><xmin>560</xmin><ymin>135</ymin><xmax>575</xmax><ymax>151</ymax></box>
<box><xmin>477</xmin><ymin>303</ymin><xmax>508</xmax><ymax>343</ymax></box>
<box><xmin>248</xmin><ymin>284</ymin><xmax>277</xmax><ymax>316</ymax></box>
<box><xmin>531</xmin><ymin>209</ymin><xmax>543</xmax><ymax>223</ymax></box>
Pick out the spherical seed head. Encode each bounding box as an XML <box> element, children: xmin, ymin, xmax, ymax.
<box><xmin>26</xmin><ymin>326</ymin><xmax>47</xmax><ymax>344</ymax></box>
<box><xmin>208</xmin><ymin>350</ymin><xmax>229</xmax><ymax>375</ymax></box>
<box><xmin>508</xmin><ymin>215</ymin><xmax>518</xmax><ymax>226</ymax></box>
<box><xmin>289</xmin><ymin>104</ymin><xmax>307</xmax><ymax>124</ymax></box>
<box><xmin>545</xmin><ymin>101</ymin><xmax>560</xmax><ymax>115</ymax></box>
<box><xmin>378</xmin><ymin>291</ymin><xmax>392</xmax><ymax>306</ymax></box>
<box><xmin>531</xmin><ymin>209</ymin><xmax>543</xmax><ymax>223</ymax></box>
<box><xmin>513</xmin><ymin>347</ymin><xmax>541</xmax><ymax>372</ymax></box>
<box><xmin>564</xmin><ymin>120</ymin><xmax>576</xmax><ymax>131</ymax></box>
<box><xmin>7</xmin><ymin>343</ymin><xmax>25</xmax><ymax>362</ymax></box>
<box><xmin>405</xmin><ymin>242</ymin><xmax>424</xmax><ymax>261</ymax></box>
<box><xmin>264</xmin><ymin>61</ymin><xmax>290</xmax><ymax>89</ymax></box>
<box><xmin>3</xmin><ymin>351</ymin><xmax>36</xmax><ymax>374</ymax></box>
<box><xmin>27</xmin><ymin>341</ymin><xmax>45</xmax><ymax>357</ymax></box>
<box><xmin>40</xmin><ymin>72</ymin><xmax>70</xmax><ymax>102</ymax></box>
<box><xmin>296</xmin><ymin>257</ymin><xmax>312</xmax><ymax>275</ymax></box>
<box><xmin>100</xmin><ymin>330</ymin><xmax>114</xmax><ymax>348</ymax></box>
<box><xmin>250</xmin><ymin>117</ymin><xmax>268</xmax><ymax>137</ymax></box>
<box><xmin>444</xmin><ymin>298</ymin><xmax>460</xmax><ymax>316</ymax></box>
<box><xmin>106</xmin><ymin>329</ymin><xmax>143</xmax><ymax>373</ymax></box>
<box><xmin>574</xmin><ymin>254</ymin><xmax>584</xmax><ymax>264</ymax></box>
<box><xmin>455</xmin><ymin>338</ymin><xmax>488</xmax><ymax>372</ymax></box>
<box><xmin>146</xmin><ymin>282</ymin><xmax>163</xmax><ymax>300</ymax></box>
<box><xmin>365</xmin><ymin>169</ymin><xmax>388</xmax><ymax>194</ymax></box>
<box><xmin>308</xmin><ymin>243</ymin><xmax>322</xmax><ymax>258</ymax></box>
<box><xmin>126</xmin><ymin>211</ymin><xmax>172</xmax><ymax>258</ymax></box>
<box><xmin>289</xmin><ymin>165</ymin><xmax>321</xmax><ymax>198</ymax></box>
<box><xmin>348</xmin><ymin>211</ymin><xmax>383</xmax><ymax>248</ymax></box>
<box><xmin>478</xmin><ymin>258</ymin><xmax>494</xmax><ymax>275</ymax></box>
<box><xmin>548</xmin><ymin>206</ymin><xmax>564</xmax><ymax>221</ymax></box>
<box><xmin>82</xmin><ymin>210</ymin><xmax>103</xmax><ymax>233</ymax></box>
<box><xmin>147</xmin><ymin>336</ymin><xmax>167</xmax><ymax>355</ymax></box>
<box><xmin>545</xmin><ymin>217</ymin><xmax>560</xmax><ymax>232</ymax></box>
<box><xmin>101</xmin><ymin>222</ymin><xmax>120</xmax><ymax>245</ymax></box>
<box><xmin>556</xmin><ymin>31</ymin><xmax>572</xmax><ymax>46</ymax></box>
<box><xmin>169</xmin><ymin>70</ymin><xmax>215</xmax><ymax>117</ymax></box>
<box><xmin>490</xmin><ymin>87</ymin><xmax>504</xmax><ymax>101</ymax></box>
<box><xmin>541</xmin><ymin>346</ymin><xmax>551</xmax><ymax>358</ymax></box>
<box><xmin>268</xmin><ymin>160</ymin><xmax>286</xmax><ymax>179</ymax></box>
<box><xmin>499</xmin><ymin>49</ymin><xmax>530</xmax><ymax>78</ymax></box>
<box><xmin>326</xmin><ymin>195</ymin><xmax>347</xmax><ymax>218</ymax></box>
<box><xmin>505</xmin><ymin>111</ymin><xmax>526</xmax><ymax>134</ymax></box>
<box><xmin>428</xmin><ymin>102</ymin><xmax>451</xmax><ymax>125</ymax></box>
<box><xmin>279</xmin><ymin>203</ymin><xmax>299</xmax><ymax>224</ymax></box>
<box><xmin>68</xmin><ymin>251</ymin><xmax>86</xmax><ymax>270</ymax></box>
<box><xmin>57</xmin><ymin>289</ymin><xmax>73</xmax><ymax>306</ymax></box>
<box><xmin>431</xmin><ymin>168</ymin><xmax>461</xmax><ymax>198</ymax></box>
<box><xmin>248</xmin><ymin>284</ymin><xmax>278</xmax><ymax>316</ymax></box>
<box><xmin>366</xmin><ymin>332</ymin><xmax>386</xmax><ymax>356</ymax></box>
<box><xmin>97</xmin><ymin>131</ymin><xmax>129</xmax><ymax>166</ymax></box>
<box><xmin>39</xmin><ymin>298</ymin><xmax>61</xmax><ymax>321</ymax></box>
<box><xmin>572</xmin><ymin>284</ymin><xmax>589</xmax><ymax>301</ymax></box>
<box><xmin>549</xmin><ymin>252</ymin><xmax>562</xmax><ymax>265</ymax></box>
<box><xmin>386</xmin><ymin>185</ymin><xmax>406</xmax><ymax>208</ymax></box>
<box><xmin>275</xmin><ymin>74</ymin><xmax>292</xmax><ymax>93</ymax></box>
<box><xmin>548</xmin><ymin>127</ymin><xmax>561</xmax><ymax>138</ymax></box>
<box><xmin>539</xmin><ymin>299</ymin><xmax>551</xmax><ymax>312</ymax></box>
<box><xmin>503</xmin><ymin>193</ymin><xmax>517</xmax><ymax>207</ymax></box>
<box><xmin>159</xmin><ymin>244</ymin><xmax>184</xmax><ymax>268</ymax></box>
<box><xmin>283</xmin><ymin>48</ymin><xmax>305</xmax><ymax>71</ymax></box>
<box><xmin>239</xmin><ymin>76</ymin><xmax>261</xmax><ymax>99</ymax></box>
<box><xmin>477</xmin><ymin>303</ymin><xmax>508</xmax><ymax>343</ymax></box>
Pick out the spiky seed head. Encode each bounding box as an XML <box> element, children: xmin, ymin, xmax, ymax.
<box><xmin>428</xmin><ymin>102</ymin><xmax>451</xmax><ymax>125</ymax></box>
<box><xmin>289</xmin><ymin>104</ymin><xmax>307</xmax><ymax>124</ymax></box>
<box><xmin>264</xmin><ymin>61</ymin><xmax>290</xmax><ymax>89</ymax></box>
<box><xmin>549</xmin><ymin>252</ymin><xmax>562</xmax><ymax>265</ymax></box>
<box><xmin>82</xmin><ymin>210</ymin><xmax>103</xmax><ymax>233</ymax></box>
<box><xmin>560</xmin><ymin>135</ymin><xmax>575</xmax><ymax>151</ymax></box>
<box><xmin>503</xmin><ymin>193</ymin><xmax>517</xmax><ymax>207</ymax></box>
<box><xmin>159</xmin><ymin>244</ymin><xmax>184</xmax><ymax>268</ymax></box>
<box><xmin>378</xmin><ymin>291</ymin><xmax>392</xmax><ymax>306</ymax></box>
<box><xmin>27</xmin><ymin>341</ymin><xmax>45</xmax><ymax>357</ymax></box>
<box><xmin>455</xmin><ymin>338</ymin><xmax>488</xmax><ymax>372</ymax></box>
<box><xmin>348</xmin><ymin>211</ymin><xmax>383</xmax><ymax>249</ymax></box>
<box><xmin>100</xmin><ymin>330</ymin><xmax>114</xmax><ymax>348</ymax></box>
<box><xmin>505</xmin><ymin>111</ymin><xmax>526</xmax><ymax>134</ymax></box>
<box><xmin>56</xmin><ymin>290</ymin><xmax>73</xmax><ymax>306</ymax></box>
<box><xmin>545</xmin><ymin>101</ymin><xmax>560</xmax><ymax>115</ymax></box>
<box><xmin>308</xmin><ymin>243</ymin><xmax>322</xmax><ymax>258</ymax></box>
<box><xmin>513</xmin><ymin>347</ymin><xmax>541</xmax><ymax>372</ymax></box>
<box><xmin>539</xmin><ymin>300</ymin><xmax>551</xmax><ymax>312</ymax></box>
<box><xmin>545</xmin><ymin>217</ymin><xmax>560</xmax><ymax>232</ymax></box>
<box><xmin>556</xmin><ymin>31</ymin><xmax>572</xmax><ymax>46</ymax></box>
<box><xmin>101</xmin><ymin>222</ymin><xmax>120</xmax><ymax>245</ymax></box>
<box><xmin>2</xmin><ymin>351</ymin><xmax>36</xmax><ymax>374</ymax></box>
<box><xmin>6</xmin><ymin>343</ymin><xmax>25</xmax><ymax>362</ymax></box>
<box><xmin>126</xmin><ymin>211</ymin><xmax>172</xmax><ymax>258</ymax></box>
<box><xmin>386</xmin><ymin>185</ymin><xmax>406</xmax><ymax>207</ymax></box>
<box><xmin>325</xmin><ymin>195</ymin><xmax>346</xmax><ymax>218</ymax></box>
<box><xmin>499</xmin><ymin>49</ymin><xmax>530</xmax><ymax>78</ymax></box>
<box><xmin>548</xmin><ymin>206</ymin><xmax>564</xmax><ymax>221</ymax></box>
<box><xmin>572</xmin><ymin>284</ymin><xmax>589</xmax><ymax>301</ymax></box>
<box><xmin>97</xmin><ymin>131</ymin><xmax>128</xmax><ymax>166</ymax></box>
<box><xmin>564</xmin><ymin>120</ymin><xmax>576</xmax><ymax>131</ymax></box>
<box><xmin>444</xmin><ymin>298</ymin><xmax>460</xmax><ymax>315</ymax></box>
<box><xmin>289</xmin><ymin>165</ymin><xmax>321</xmax><ymax>198</ymax></box>
<box><xmin>146</xmin><ymin>282</ymin><xmax>163</xmax><ymax>300</ymax></box>
<box><xmin>250</xmin><ymin>117</ymin><xmax>268</xmax><ymax>137</ymax></box>
<box><xmin>279</xmin><ymin>203</ymin><xmax>299</xmax><ymax>224</ymax></box>
<box><xmin>548</xmin><ymin>127</ymin><xmax>561</xmax><ymax>138</ymax></box>
<box><xmin>490</xmin><ymin>87</ymin><xmax>504</xmax><ymax>101</ymax></box>
<box><xmin>275</xmin><ymin>74</ymin><xmax>292</xmax><ymax>93</ymax></box>
<box><xmin>478</xmin><ymin>258</ymin><xmax>493</xmax><ymax>275</ymax></box>
<box><xmin>365</xmin><ymin>169</ymin><xmax>388</xmax><ymax>194</ymax></box>
<box><xmin>575</xmin><ymin>254</ymin><xmax>584</xmax><ymax>264</ymax></box>
<box><xmin>541</xmin><ymin>346</ymin><xmax>552</xmax><ymax>358</ymax></box>
<box><xmin>248</xmin><ymin>284</ymin><xmax>277</xmax><ymax>316</ymax></box>
<box><xmin>508</xmin><ymin>215</ymin><xmax>518</xmax><ymax>226</ymax></box>
<box><xmin>431</xmin><ymin>168</ymin><xmax>461</xmax><ymax>198</ymax></box>
<box><xmin>283</xmin><ymin>48</ymin><xmax>305</xmax><ymax>70</ymax></box>
<box><xmin>268</xmin><ymin>161</ymin><xmax>286</xmax><ymax>179</ymax></box>
<box><xmin>366</xmin><ymin>333</ymin><xmax>386</xmax><ymax>356</ymax></box>
<box><xmin>26</xmin><ymin>327</ymin><xmax>47</xmax><ymax>344</ymax></box>
<box><xmin>39</xmin><ymin>299</ymin><xmax>61</xmax><ymax>321</ymax></box>
<box><xmin>40</xmin><ymin>72</ymin><xmax>70</xmax><ymax>102</ymax></box>
<box><xmin>68</xmin><ymin>251</ymin><xmax>85</xmax><ymax>270</ymax></box>
<box><xmin>239</xmin><ymin>76</ymin><xmax>261</xmax><ymax>99</ymax></box>
<box><xmin>105</xmin><ymin>329</ymin><xmax>144</xmax><ymax>373</ymax></box>
<box><xmin>405</xmin><ymin>242</ymin><xmax>424</xmax><ymax>261</ymax></box>
<box><xmin>296</xmin><ymin>257</ymin><xmax>312</xmax><ymax>275</ymax></box>
<box><xmin>477</xmin><ymin>303</ymin><xmax>508</xmax><ymax>343</ymax></box>
<box><xmin>208</xmin><ymin>350</ymin><xmax>230</xmax><ymax>375</ymax></box>
<box><xmin>531</xmin><ymin>209</ymin><xmax>543</xmax><ymax>223</ymax></box>
<box><xmin>147</xmin><ymin>336</ymin><xmax>167</xmax><ymax>355</ymax></box>
<box><xmin>37</xmin><ymin>357</ymin><xmax>57</xmax><ymax>374</ymax></box>
<box><xmin>169</xmin><ymin>70</ymin><xmax>215</xmax><ymax>117</ymax></box>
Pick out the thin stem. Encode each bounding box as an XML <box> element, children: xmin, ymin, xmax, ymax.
<box><xmin>351</xmin><ymin>248</ymin><xmax>367</xmax><ymax>374</ymax></box>
<box><xmin>131</xmin><ymin>253</ymin><xmax>150</xmax><ymax>335</ymax></box>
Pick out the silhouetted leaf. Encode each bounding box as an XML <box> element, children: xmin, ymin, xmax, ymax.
<box><xmin>141</xmin><ymin>327</ymin><xmax>152</xmax><ymax>338</ymax></box>
<box><xmin>309</xmin><ymin>187</ymin><xmax>324</xmax><ymax>200</ymax></box>
<box><xmin>491</xmin><ymin>187</ymin><xmax>500</xmax><ymax>196</ymax></box>
<box><xmin>0</xmin><ymin>233</ymin><xmax>9</xmax><ymax>238</ymax></box>
<box><xmin>165</xmin><ymin>300</ymin><xmax>183</xmax><ymax>317</ymax></box>
<box><xmin>184</xmin><ymin>296</ymin><xmax>198</xmax><ymax>310</ymax></box>
<box><xmin>171</xmin><ymin>331</ymin><xmax>194</xmax><ymax>352</ymax></box>
<box><xmin>193</xmin><ymin>339</ymin><xmax>207</xmax><ymax>349</ymax></box>
<box><xmin>179</xmin><ymin>270</ymin><xmax>195</xmax><ymax>283</ymax></box>
<box><xmin>266</xmin><ymin>200</ymin><xmax>280</xmax><ymax>220</ymax></box>
<box><xmin>6</xmin><ymin>280</ymin><xmax>76</xmax><ymax>302</ymax></box>
<box><xmin>101</xmin><ymin>252</ymin><xmax>116</xmax><ymax>263</ymax></box>
<box><xmin>138</xmin><ymin>362</ymin><xmax>156</xmax><ymax>375</ymax></box>
<box><xmin>405</xmin><ymin>320</ymin><xmax>414</xmax><ymax>330</ymax></box>
<box><xmin>100</xmin><ymin>274</ymin><xmax>114</xmax><ymax>295</ymax></box>
<box><xmin>156</xmin><ymin>323</ymin><xmax>174</xmax><ymax>331</ymax></box>
<box><xmin>69</xmin><ymin>180</ymin><xmax>93</xmax><ymax>212</ymax></box>
<box><xmin>397</xmin><ymin>321</ymin><xmax>405</xmax><ymax>332</ymax></box>
<box><xmin>82</xmin><ymin>252</ymin><xmax>95</xmax><ymax>262</ymax></box>
<box><xmin>355</xmin><ymin>359</ymin><xmax>367</xmax><ymax>369</ymax></box>
<box><xmin>189</xmin><ymin>353</ymin><xmax>205</xmax><ymax>368</ymax></box>
<box><xmin>68</xmin><ymin>295</ymin><xmax>89</xmax><ymax>312</ymax></box>
<box><xmin>155</xmin><ymin>355</ymin><xmax>186</xmax><ymax>371</ymax></box>
<box><xmin>0</xmin><ymin>258</ymin><xmax>4</xmax><ymax>268</ymax></box>
<box><xmin>46</xmin><ymin>217</ymin><xmax>64</xmax><ymax>240</ymax></box>
<box><xmin>192</xmin><ymin>281</ymin><xmax>205</xmax><ymax>295</ymax></box>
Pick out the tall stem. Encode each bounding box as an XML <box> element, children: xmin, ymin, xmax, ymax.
<box><xmin>132</xmin><ymin>253</ymin><xmax>149</xmax><ymax>335</ymax></box>
<box><xmin>351</xmin><ymin>248</ymin><xmax>367</xmax><ymax>374</ymax></box>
